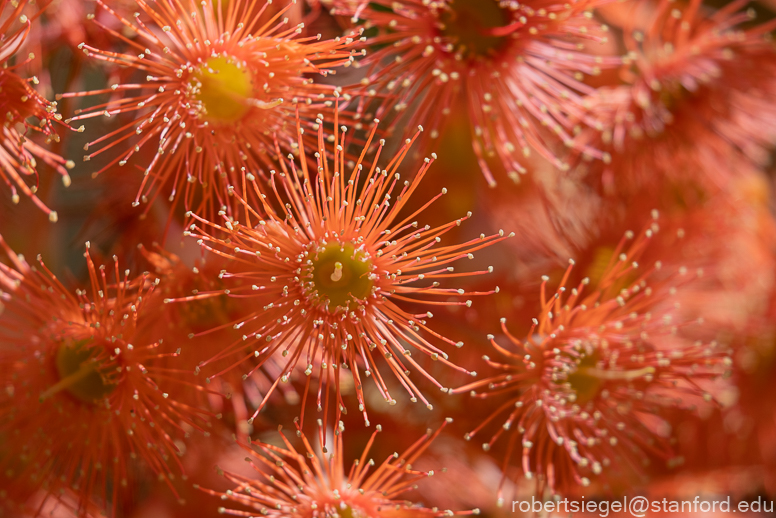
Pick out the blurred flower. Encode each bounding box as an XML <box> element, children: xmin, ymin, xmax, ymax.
<box><xmin>663</xmin><ymin>239</ymin><xmax>776</xmax><ymax>494</ymax></box>
<box><xmin>0</xmin><ymin>236</ymin><xmax>211</xmax><ymax>516</ymax></box>
<box><xmin>572</xmin><ymin>0</ymin><xmax>776</xmax><ymax>197</ymax></box>
<box><xmin>456</xmin><ymin>220</ymin><xmax>732</xmax><ymax>498</ymax></box>
<box><xmin>125</xmin><ymin>432</ymin><xmax>264</xmax><ymax>518</ymax></box>
<box><xmin>331</xmin><ymin>0</ymin><xmax>618</xmax><ymax>185</ymax></box>
<box><xmin>62</xmin><ymin>0</ymin><xmax>365</xmax><ymax>224</ymax></box>
<box><xmin>165</xmin><ymin>119</ymin><xmax>510</xmax><ymax>432</ymax></box>
<box><xmin>200</xmin><ymin>419</ymin><xmax>479</xmax><ymax>518</ymax></box>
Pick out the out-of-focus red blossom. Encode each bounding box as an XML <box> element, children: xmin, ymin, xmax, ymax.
<box><xmin>125</xmin><ymin>433</ymin><xmax>261</xmax><ymax>518</ymax></box>
<box><xmin>662</xmin><ymin>174</ymin><xmax>776</xmax><ymax>335</ymax></box>
<box><xmin>140</xmin><ymin>245</ymin><xmax>301</xmax><ymax>440</ymax></box>
<box><xmin>409</xmin><ymin>434</ymin><xmax>505</xmax><ymax>515</ymax></box>
<box><xmin>15</xmin><ymin>0</ymin><xmax>87</xmax><ymax>98</ymax></box>
<box><xmin>486</xmin><ymin>165</ymin><xmax>776</xmax><ymax>333</ymax></box>
<box><xmin>571</xmin><ymin>0</ymin><xmax>776</xmax><ymax>197</ymax></box>
<box><xmin>604</xmin><ymin>188</ymin><xmax>773</xmax><ymax>336</ymax></box>
<box><xmin>0</xmin><ymin>235</ymin><xmax>212</xmax><ymax>517</ymax></box>
<box><xmin>76</xmin><ymin>169</ymin><xmax>177</xmax><ymax>259</ymax></box>
<box><xmin>660</xmin><ymin>262</ymin><xmax>776</xmax><ymax>494</ymax></box>
<box><xmin>455</xmin><ymin>221</ymin><xmax>732</xmax><ymax>499</ymax></box>
<box><xmin>22</xmin><ymin>0</ymin><xmax>159</xmax><ymax>118</ymax></box>
<box><xmin>199</xmin><ymin>420</ymin><xmax>481</xmax><ymax>518</ymax></box>
<box><xmin>165</xmin><ymin>117</ymin><xmax>511</xmax><ymax>433</ymax></box>
<box><xmin>328</xmin><ymin>0</ymin><xmax>619</xmax><ymax>186</ymax></box>
<box><xmin>479</xmin><ymin>158</ymin><xmax>602</xmax><ymax>277</ymax></box>
<box><xmin>726</xmin><ymin>287</ymin><xmax>776</xmax><ymax>493</ymax></box>
<box><xmin>61</xmin><ymin>0</ymin><xmax>366</xmax><ymax>225</ymax></box>
<box><xmin>0</xmin><ymin>0</ymin><xmax>76</xmax><ymax>221</ymax></box>
<box><xmin>22</xmin><ymin>0</ymin><xmax>139</xmax><ymax>56</ymax></box>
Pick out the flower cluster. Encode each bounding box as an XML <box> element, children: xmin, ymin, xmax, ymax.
<box><xmin>0</xmin><ymin>0</ymin><xmax>774</xmax><ymax>516</ymax></box>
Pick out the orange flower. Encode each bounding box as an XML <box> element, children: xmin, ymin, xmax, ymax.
<box><xmin>331</xmin><ymin>0</ymin><xmax>618</xmax><ymax>185</ymax></box>
<box><xmin>0</xmin><ymin>236</ymin><xmax>211</xmax><ymax>516</ymax></box>
<box><xmin>165</xmin><ymin>116</ymin><xmax>511</xmax><ymax>431</ymax></box>
<box><xmin>0</xmin><ymin>0</ymin><xmax>75</xmax><ymax>221</ymax></box>
<box><xmin>199</xmin><ymin>419</ymin><xmax>480</xmax><ymax>518</ymax></box>
<box><xmin>456</xmin><ymin>220</ymin><xmax>732</xmax><ymax>498</ymax></box>
<box><xmin>63</xmin><ymin>0</ymin><xmax>365</xmax><ymax>224</ymax></box>
<box><xmin>573</xmin><ymin>0</ymin><xmax>776</xmax><ymax>197</ymax></box>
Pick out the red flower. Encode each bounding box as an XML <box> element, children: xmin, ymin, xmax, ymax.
<box><xmin>165</xmin><ymin>117</ymin><xmax>511</xmax><ymax>431</ymax></box>
<box><xmin>0</xmin><ymin>236</ymin><xmax>211</xmax><ymax>516</ymax></box>
<box><xmin>456</xmin><ymin>220</ymin><xmax>732</xmax><ymax>498</ymax></box>
<box><xmin>199</xmin><ymin>419</ymin><xmax>479</xmax><ymax>518</ymax></box>
<box><xmin>63</xmin><ymin>0</ymin><xmax>365</xmax><ymax>224</ymax></box>
<box><xmin>573</xmin><ymin>0</ymin><xmax>776</xmax><ymax>197</ymax></box>
<box><xmin>330</xmin><ymin>0</ymin><xmax>618</xmax><ymax>185</ymax></box>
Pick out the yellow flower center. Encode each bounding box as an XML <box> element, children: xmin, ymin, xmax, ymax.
<box><xmin>190</xmin><ymin>55</ymin><xmax>253</xmax><ymax>124</ymax></box>
<box><xmin>40</xmin><ymin>339</ymin><xmax>116</xmax><ymax>404</ymax></box>
<box><xmin>565</xmin><ymin>352</ymin><xmax>605</xmax><ymax>405</ymax></box>
<box><xmin>565</xmin><ymin>350</ymin><xmax>655</xmax><ymax>404</ymax></box>
<box><xmin>310</xmin><ymin>243</ymin><xmax>374</xmax><ymax>311</ymax></box>
<box><xmin>175</xmin><ymin>273</ymin><xmax>244</xmax><ymax>333</ymax></box>
<box><xmin>441</xmin><ymin>0</ymin><xmax>511</xmax><ymax>59</ymax></box>
<box><xmin>336</xmin><ymin>504</ymin><xmax>356</xmax><ymax>518</ymax></box>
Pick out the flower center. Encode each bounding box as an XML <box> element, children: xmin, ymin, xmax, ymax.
<box><xmin>336</xmin><ymin>504</ymin><xmax>356</xmax><ymax>518</ymax></box>
<box><xmin>41</xmin><ymin>339</ymin><xmax>116</xmax><ymax>404</ymax></box>
<box><xmin>564</xmin><ymin>352</ymin><xmax>604</xmax><ymax>405</ymax></box>
<box><xmin>441</xmin><ymin>0</ymin><xmax>511</xmax><ymax>59</ymax></box>
<box><xmin>309</xmin><ymin>242</ymin><xmax>374</xmax><ymax>312</ymax></box>
<box><xmin>190</xmin><ymin>55</ymin><xmax>253</xmax><ymax>124</ymax></box>
<box><xmin>176</xmin><ymin>274</ymin><xmax>243</xmax><ymax>334</ymax></box>
<box><xmin>565</xmin><ymin>350</ymin><xmax>655</xmax><ymax>404</ymax></box>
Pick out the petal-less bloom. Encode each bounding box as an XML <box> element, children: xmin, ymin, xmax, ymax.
<box><xmin>573</xmin><ymin>0</ymin><xmax>776</xmax><ymax>196</ymax></box>
<box><xmin>198</xmin><ymin>419</ymin><xmax>480</xmax><ymax>518</ymax></box>
<box><xmin>166</xmin><ymin>118</ymin><xmax>512</xmax><ymax>430</ymax></box>
<box><xmin>455</xmin><ymin>221</ymin><xmax>732</xmax><ymax>498</ymax></box>
<box><xmin>0</xmin><ymin>0</ymin><xmax>76</xmax><ymax>221</ymax></box>
<box><xmin>62</xmin><ymin>0</ymin><xmax>365</xmax><ymax>223</ymax></box>
<box><xmin>0</xmin><ymin>236</ymin><xmax>211</xmax><ymax>516</ymax></box>
<box><xmin>329</xmin><ymin>0</ymin><xmax>618</xmax><ymax>185</ymax></box>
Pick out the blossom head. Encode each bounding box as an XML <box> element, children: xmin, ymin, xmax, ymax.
<box><xmin>64</xmin><ymin>0</ymin><xmax>366</xmax><ymax>224</ymax></box>
<box><xmin>456</xmin><ymin>221</ymin><xmax>732</xmax><ymax>497</ymax></box>
<box><xmin>0</xmin><ymin>236</ymin><xmax>211</xmax><ymax>516</ymax></box>
<box><xmin>167</xmin><ymin>117</ymin><xmax>511</xmax><ymax>431</ymax></box>
<box><xmin>332</xmin><ymin>0</ymin><xmax>618</xmax><ymax>185</ymax></box>
<box><xmin>572</xmin><ymin>0</ymin><xmax>776</xmax><ymax>197</ymax></box>
<box><xmin>199</xmin><ymin>419</ymin><xmax>479</xmax><ymax>518</ymax></box>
